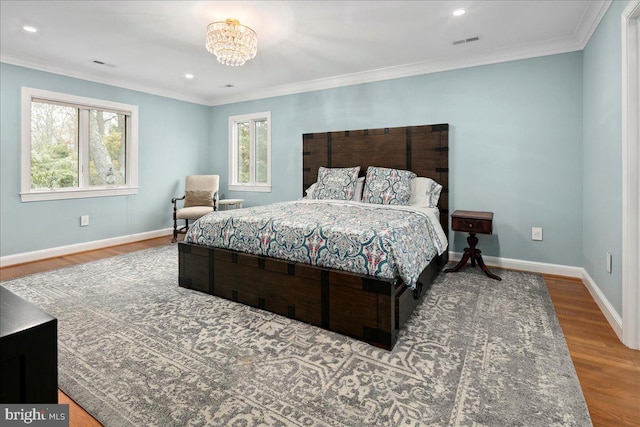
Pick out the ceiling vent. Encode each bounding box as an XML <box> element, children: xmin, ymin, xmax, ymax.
<box><xmin>453</xmin><ymin>36</ymin><xmax>480</xmax><ymax>45</ymax></box>
<box><xmin>91</xmin><ymin>60</ymin><xmax>117</xmax><ymax>68</ymax></box>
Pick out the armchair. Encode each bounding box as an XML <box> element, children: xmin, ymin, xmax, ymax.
<box><xmin>172</xmin><ymin>175</ymin><xmax>219</xmax><ymax>243</ymax></box>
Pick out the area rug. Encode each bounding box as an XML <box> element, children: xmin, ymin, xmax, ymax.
<box><xmin>2</xmin><ymin>245</ymin><xmax>592</xmax><ymax>426</ymax></box>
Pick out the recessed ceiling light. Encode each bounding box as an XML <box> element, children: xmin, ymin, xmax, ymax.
<box><xmin>185</xmin><ymin>73</ymin><xmax>195</xmax><ymax>79</ymax></box>
<box><xmin>22</xmin><ymin>25</ymin><xmax>38</xmax><ymax>33</ymax></box>
<box><xmin>453</xmin><ymin>9</ymin><xmax>466</xmax><ymax>17</ymax></box>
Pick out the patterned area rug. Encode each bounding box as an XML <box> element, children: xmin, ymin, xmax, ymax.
<box><xmin>2</xmin><ymin>245</ymin><xmax>592</xmax><ymax>426</ymax></box>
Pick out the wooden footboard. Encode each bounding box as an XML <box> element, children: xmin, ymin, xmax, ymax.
<box><xmin>178</xmin><ymin>242</ymin><xmax>447</xmax><ymax>350</ymax></box>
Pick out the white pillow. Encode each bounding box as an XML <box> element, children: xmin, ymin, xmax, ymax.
<box><xmin>409</xmin><ymin>177</ymin><xmax>442</xmax><ymax>208</ymax></box>
<box><xmin>304</xmin><ymin>183</ymin><xmax>317</xmax><ymax>199</ymax></box>
<box><xmin>353</xmin><ymin>177</ymin><xmax>365</xmax><ymax>202</ymax></box>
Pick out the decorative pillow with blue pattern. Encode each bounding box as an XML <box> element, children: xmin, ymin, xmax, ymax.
<box><xmin>311</xmin><ymin>166</ymin><xmax>361</xmax><ymax>200</ymax></box>
<box><xmin>362</xmin><ymin>166</ymin><xmax>416</xmax><ymax>205</ymax></box>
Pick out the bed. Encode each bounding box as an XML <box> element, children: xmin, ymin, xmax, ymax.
<box><xmin>178</xmin><ymin>124</ymin><xmax>449</xmax><ymax>349</ymax></box>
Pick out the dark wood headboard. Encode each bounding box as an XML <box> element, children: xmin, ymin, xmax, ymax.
<box><xmin>302</xmin><ymin>124</ymin><xmax>449</xmax><ymax>239</ymax></box>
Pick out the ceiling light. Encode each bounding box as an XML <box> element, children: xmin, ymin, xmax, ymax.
<box><xmin>205</xmin><ymin>18</ymin><xmax>257</xmax><ymax>66</ymax></box>
<box><xmin>185</xmin><ymin>73</ymin><xmax>195</xmax><ymax>79</ymax></box>
<box><xmin>22</xmin><ymin>25</ymin><xmax>38</xmax><ymax>33</ymax></box>
<box><xmin>453</xmin><ymin>9</ymin><xmax>466</xmax><ymax>17</ymax></box>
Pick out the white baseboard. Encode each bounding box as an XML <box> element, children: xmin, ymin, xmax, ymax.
<box><xmin>581</xmin><ymin>269</ymin><xmax>624</xmax><ymax>340</ymax></box>
<box><xmin>448</xmin><ymin>251</ymin><xmax>584</xmax><ymax>278</ymax></box>
<box><xmin>0</xmin><ymin>228</ymin><xmax>173</xmax><ymax>268</ymax></box>
<box><xmin>448</xmin><ymin>251</ymin><xmax>623</xmax><ymax>342</ymax></box>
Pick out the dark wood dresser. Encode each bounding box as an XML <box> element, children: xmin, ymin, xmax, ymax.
<box><xmin>0</xmin><ymin>286</ymin><xmax>58</xmax><ymax>403</ymax></box>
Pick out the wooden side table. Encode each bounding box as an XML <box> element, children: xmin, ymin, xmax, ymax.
<box><xmin>218</xmin><ymin>199</ymin><xmax>244</xmax><ymax>210</ymax></box>
<box><xmin>445</xmin><ymin>210</ymin><xmax>501</xmax><ymax>280</ymax></box>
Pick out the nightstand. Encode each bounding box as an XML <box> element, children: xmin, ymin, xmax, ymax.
<box><xmin>444</xmin><ymin>210</ymin><xmax>501</xmax><ymax>281</ymax></box>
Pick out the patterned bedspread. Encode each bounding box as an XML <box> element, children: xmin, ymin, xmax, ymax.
<box><xmin>184</xmin><ymin>200</ymin><xmax>447</xmax><ymax>289</ymax></box>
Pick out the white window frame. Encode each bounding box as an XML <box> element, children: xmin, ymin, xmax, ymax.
<box><xmin>20</xmin><ymin>87</ymin><xmax>139</xmax><ymax>202</ymax></box>
<box><xmin>228</xmin><ymin>111</ymin><xmax>271</xmax><ymax>193</ymax></box>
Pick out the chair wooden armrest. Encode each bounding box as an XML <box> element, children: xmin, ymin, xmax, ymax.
<box><xmin>171</xmin><ymin>195</ymin><xmax>186</xmax><ymax>205</ymax></box>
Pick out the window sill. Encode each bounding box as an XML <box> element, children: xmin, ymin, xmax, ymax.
<box><xmin>21</xmin><ymin>187</ymin><xmax>139</xmax><ymax>202</ymax></box>
<box><xmin>228</xmin><ymin>184</ymin><xmax>271</xmax><ymax>193</ymax></box>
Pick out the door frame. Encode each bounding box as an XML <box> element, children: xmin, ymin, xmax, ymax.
<box><xmin>621</xmin><ymin>0</ymin><xmax>640</xmax><ymax>350</ymax></box>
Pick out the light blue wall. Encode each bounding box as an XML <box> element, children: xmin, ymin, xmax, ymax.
<box><xmin>0</xmin><ymin>63</ymin><xmax>211</xmax><ymax>257</ymax></box>
<box><xmin>0</xmin><ymin>44</ymin><xmax>601</xmax><ymax>275</ymax></box>
<box><xmin>582</xmin><ymin>0</ymin><xmax>627</xmax><ymax>316</ymax></box>
<box><xmin>211</xmin><ymin>53</ymin><xmax>584</xmax><ymax>266</ymax></box>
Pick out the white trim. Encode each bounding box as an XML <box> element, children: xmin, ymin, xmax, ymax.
<box><xmin>228</xmin><ymin>184</ymin><xmax>271</xmax><ymax>193</ymax></box>
<box><xmin>20</xmin><ymin>187</ymin><xmax>139</xmax><ymax>202</ymax></box>
<box><xmin>0</xmin><ymin>228</ymin><xmax>172</xmax><ymax>268</ymax></box>
<box><xmin>210</xmin><ymin>46</ymin><xmax>584</xmax><ymax>106</ymax></box>
<box><xmin>211</xmin><ymin>1</ymin><xmax>612</xmax><ymax>106</ymax></box>
<box><xmin>448</xmin><ymin>251</ymin><xmax>624</xmax><ymax>343</ymax></box>
<box><xmin>1</xmin><ymin>53</ymin><xmax>212</xmax><ymax>106</ymax></box>
<box><xmin>448</xmin><ymin>251</ymin><xmax>583</xmax><ymax>278</ymax></box>
<box><xmin>0</xmin><ymin>2</ymin><xmax>611</xmax><ymax>108</ymax></box>
<box><xmin>228</xmin><ymin>111</ymin><xmax>271</xmax><ymax>192</ymax></box>
<box><xmin>20</xmin><ymin>87</ymin><xmax>139</xmax><ymax>202</ymax></box>
<box><xmin>25</xmin><ymin>87</ymin><xmax>137</xmax><ymax>113</ymax></box>
<box><xmin>582</xmin><ymin>269</ymin><xmax>624</xmax><ymax>340</ymax></box>
<box><xmin>621</xmin><ymin>0</ymin><xmax>640</xmax><ymax>350</ymax></box>
<box><xmin>575</xmin><ymin>0</ymin><xmax>614</xmax><ymax>49</ymax></box>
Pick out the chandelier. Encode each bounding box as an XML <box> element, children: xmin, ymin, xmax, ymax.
<box><xmin>206</xmin><ymin>18</ymin><xmax>257</xmax><ymax>66</ymax></box>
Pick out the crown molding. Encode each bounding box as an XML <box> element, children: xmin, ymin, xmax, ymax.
<box><xmin>0</xmin><ymin>52</ymin><xmax>212</xmax><ymax>106</ymax></box>
<box><xmin>1</xmin><ymin>1</ymin><xmax>612</xmax><ymax>108</ymax></box>
<box><xmin>198</xmin><ymin>1</ymin><xmax>614</xmax><ymax>106</ymax></box>
<box><xmin>575</xmin><ymin>0</ymin><xmax>613</xmax><ymax>49</ymax></box>
<box><xmin>209</xmin><ymin>40</ymin><xmax>584</xmax><ymax>106</ymax></box>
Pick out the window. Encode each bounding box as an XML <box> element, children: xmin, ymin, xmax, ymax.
<box><xmin>228</xmin><ymin>111</ymin><xmax>271</xmax><ymax>192</ymax></box>
<box><xmin>21</xmin><ymin>87</ymin><xmax>138</xmax><ymax>201</ymax></box>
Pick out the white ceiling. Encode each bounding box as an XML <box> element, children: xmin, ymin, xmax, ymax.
<box><xmin>0</xmin><ymin>1</ymin><xmax>611</xmax><ymax>106</ymax></box>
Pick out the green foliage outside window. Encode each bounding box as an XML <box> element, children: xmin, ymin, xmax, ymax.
<box><xmin>236</xmin><ymin>119</ymin><xmax>268</xmax><ymax>185</ymax></box>
<box><xmin>30</xmin><ymin>101</ymin><xmax>127</xmax><ymax>189</ymax></box>
<box><xmin>255</xmin><ymin>120</ymin><xmax>268</xmax><ymax>184</ymax></box>
<box><xmin>31</xmin><ymin>143</ymin><xmax>78</xmax><ymax>189</ymax></box>
<box><xmin>30</xmin><ymin>102</ymin><xmax>78</xmax><ymax>189</ymax></box>
<box><xmin>89</xmin><ymin>110</ymin><xmax>126</xmax><ymax>186</ymax></box>
<box><xmin>238</xmin><ymin>122</ymin><xmax>250</xmax><ymax>184</ymax></box>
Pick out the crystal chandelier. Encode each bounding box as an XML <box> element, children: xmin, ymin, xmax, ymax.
<box><xmin>206</xmin><ymin>18</ymin><xmax>257</xmax><ymax>66</ymax></box>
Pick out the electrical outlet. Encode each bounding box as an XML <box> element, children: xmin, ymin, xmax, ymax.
<box><xmin>606</xmin><ymin>252</ymin><xmax>612</xmax><ymax>273</ymax></box>
<box><xmin>80</xmin><ymin>215</ymin><xmax>89</xmax><ymax>227</ymax></box>
<box><xmin>531</xmin><ymin>227</ymin><xmax>543</xmax><ymax>241</ymax></box>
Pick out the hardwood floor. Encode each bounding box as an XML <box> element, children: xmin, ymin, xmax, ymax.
<box><xmin>1</xmin><ymin>237</ymin><xmax>638</xmax><ymax>426</ymax></box>
<box><xmin>545</xmin><ymin>275</ymin><xmax>640</xmax><ymax>426</ymax></box>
